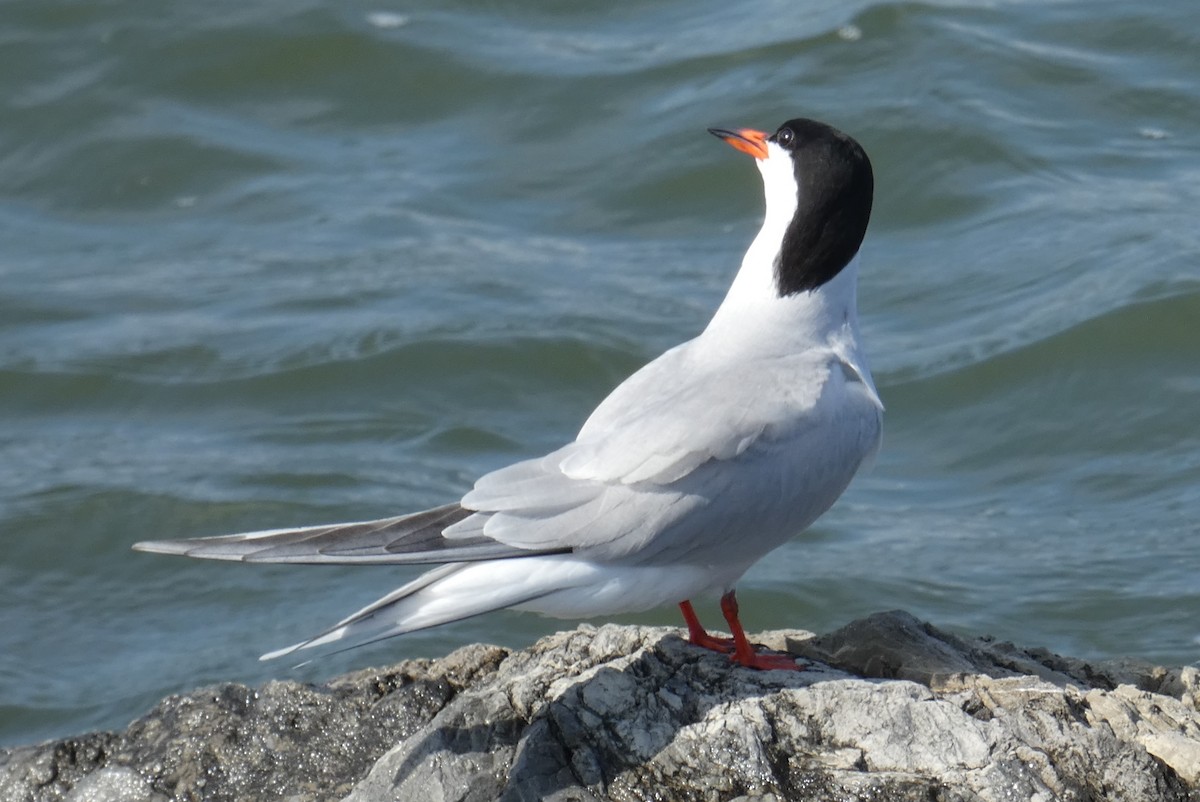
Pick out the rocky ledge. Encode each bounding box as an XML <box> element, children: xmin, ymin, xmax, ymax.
<box><xmin>2</xmin><ymin>611</ymin><xmax>1199</xmax><ymax>802</ymax></box>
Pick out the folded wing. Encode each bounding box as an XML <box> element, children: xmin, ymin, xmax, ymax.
<box><xmin>132</xmin><ymin>503</ymin><xmax>565</xmax><ymax>564</ymax></box>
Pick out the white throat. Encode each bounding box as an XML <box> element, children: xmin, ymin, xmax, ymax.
<box><xmin>712</xmin><ymin>142</ymin><xmax>797</xmax><ymax>318</ymax></box>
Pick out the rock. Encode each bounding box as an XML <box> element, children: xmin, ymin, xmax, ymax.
<box><xmin>2</xmin><ymin>611</ymin><xmax>1197</xmax><ymax>802</ymax></box>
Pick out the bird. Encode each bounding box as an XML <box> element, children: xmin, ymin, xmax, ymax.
<box><xmin>134</xmin><ymin>117</ymin><xmax>882</xmax><ymax>671</ymax></box>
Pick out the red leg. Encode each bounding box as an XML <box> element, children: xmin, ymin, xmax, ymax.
<box><xmin>719</xmin><ymin>590</ymin><xmax>803</xmax><ymax>671</ymax></box>
<box><xmin>678</xmin><ymin>600</ymin><xmax>735</xmax><ymax>653</ymax></box>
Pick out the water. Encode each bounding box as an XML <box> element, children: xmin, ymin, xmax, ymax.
<box><xmin>2</xmin><ymin>0</ymin><xmax>1198</xmax><ymax>748</ymax></box>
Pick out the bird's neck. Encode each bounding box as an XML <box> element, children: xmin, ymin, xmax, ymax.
<box><xmin>703</xmin><ymin>229</ymin><xmax>864</xmax><ymax>359</ymax></box>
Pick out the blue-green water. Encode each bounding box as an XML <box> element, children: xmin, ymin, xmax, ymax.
<box><xmin>2</xmin><ymin>0</ymin><xmax>1198</xmax><ymax>747</ymax></box>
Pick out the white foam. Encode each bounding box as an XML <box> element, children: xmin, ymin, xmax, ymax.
<box><xmin>366</xmin><ymin>12</ymin><xmax>409</xmax><ymax>29</ymax></box>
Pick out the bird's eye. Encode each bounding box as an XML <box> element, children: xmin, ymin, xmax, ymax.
<box><xmin>775</xmin><ymin>128</ymin><xmax>795</xmax><ymax>147</ymax></box>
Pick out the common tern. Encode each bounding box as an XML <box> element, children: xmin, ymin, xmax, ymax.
<box><xmin>134</xmin><ymin>117</ymin><xmax>882</xmax><ymax>671</ymax></box>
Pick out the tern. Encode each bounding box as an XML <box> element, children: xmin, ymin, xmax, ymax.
<box><xmin>134</xmin><ymin>117</ymin><xmax>882</xmax><ymax>671</ymax></box>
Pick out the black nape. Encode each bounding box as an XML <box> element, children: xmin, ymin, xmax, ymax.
<box><xmin>769</xmin><ymin>119</ymin><xmax>873</xmax><ymax>296</ymax></box>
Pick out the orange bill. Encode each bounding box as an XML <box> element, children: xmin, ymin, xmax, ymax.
<box><xmin>708</xmin><ymin>127</ymin><xmax>770</xmax><ymax>159</ymax></box>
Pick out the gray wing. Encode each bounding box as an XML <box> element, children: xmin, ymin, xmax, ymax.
<box><xmin>561</xmin><ymin>348</ymin><xmax>834</xmax><ymax>484</ymax></box>
<box><xmin>135</xmin><ymin>346</ymin><xmax>877</xmax><ymax>567</ymax></box>
<box><xmin>449</xmin><ymin>347</ymin><xmax>878</xmax><ymax>559</ymax></box>
<box><xmin>132</xmin><ymin>503</ymin><xmax>567</xmax><ymax>564</ymax></box>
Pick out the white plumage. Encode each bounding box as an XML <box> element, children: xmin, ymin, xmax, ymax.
<box><xmin>135</xmin><ymin>119</ymin><xmax>882</xmax><ymax>670</ymax></box>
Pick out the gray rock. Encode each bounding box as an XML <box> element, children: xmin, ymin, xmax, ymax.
<box><xmin>2</xmin><ymin>611</ymin><xmax>1198</xmax><ymax>802</ymax></box>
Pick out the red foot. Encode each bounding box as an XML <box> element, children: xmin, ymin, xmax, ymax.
<box><xmin>730</xmin><ymin>648</ymin><xmax>804</xmax><ymax>671</ymax></box>
<box><xmin>679</xmin><ymin>600</ymin><xmax>735</xmax><ymax>653</ymax></box>
<box><xmin>678</xmin><ymin>592</ymin><xmax>805</xmax><ymax>672</ymax></box>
